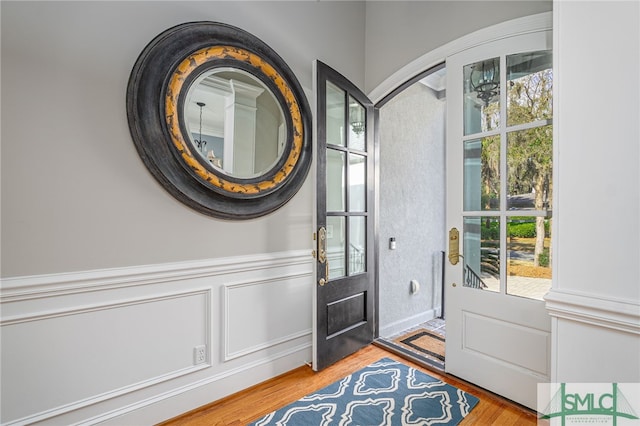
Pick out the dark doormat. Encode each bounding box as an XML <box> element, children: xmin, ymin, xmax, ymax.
<box><xmin>394</xmin><ymin>329</ymin><xmax>445</xmax><ymax>363</ymax></box>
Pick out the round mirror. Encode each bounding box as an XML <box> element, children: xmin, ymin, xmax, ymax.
<box><xmin>184</xmin><ymin>68</ymin><xmax>287</xmax><ymax>179</ymax></box>
<box><xmin>126</xmin><ymin>22</ymin><xmax>311</xmax><ymax>219</ymax></box>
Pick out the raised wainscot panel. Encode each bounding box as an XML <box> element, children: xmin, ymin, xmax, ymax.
<box><xmin>463</xmin><ymin>311</ymin><xmax>549</xmax><ymax>376</ymax></box>
<box><xmin>223</xmin><ymin>273</ymin><xmax>312</xmax><ymax>360</ymax></box>
<box><xmin>1</xmin><ymin>290</ymin><xmax>210</xmax><ymax>425</ymax></box>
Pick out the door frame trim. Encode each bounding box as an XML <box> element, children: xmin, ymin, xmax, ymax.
<box><xmin>368</xmin><ymin>12</ymin><xmax>552</xmax><ymax>104</ymax></box>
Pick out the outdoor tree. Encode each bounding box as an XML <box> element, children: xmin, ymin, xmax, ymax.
<box><xmin>507</xmin><ymin>67</ymin><xmax>553</xmax><ymax>266</ymax></box>
<box><xmin>479</xmin><ymin>64</ymin><xmax>553</xmax><ymax>267</ymax></box>
<box><xmin>481</xmin><ymin>134</ymin><xmax>500</xmax><ymax>210</ymax></box>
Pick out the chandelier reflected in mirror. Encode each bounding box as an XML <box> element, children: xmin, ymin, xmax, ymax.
<box><xmin>194</xmin><ymin>101</ymin><xmax>207</xmax><ymax>153</ymax></box>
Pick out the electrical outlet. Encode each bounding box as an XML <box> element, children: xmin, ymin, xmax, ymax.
<box><xmin>194</xmin><ymin>345</ymin><xmax>206</xmax><ymax>365</ymax></box>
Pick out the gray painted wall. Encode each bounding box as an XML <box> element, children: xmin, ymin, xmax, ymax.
<box><xmin>378</xmin><ymin>82</ymin><xmax>446</xmax><ymax>335</ymax></box>
<box><xmin>0</xmin><ymin>1</ymin><xmax>553</xmax><ymax>278</ymax></box>
<box><xmin>0</xmin><ymin>1</ymin><xmax>366</xmax><ymax>277</ymax></box>
<box><xmin>364</xmin><ymin>1</ymin><xmax>552</xmax><ymax>93</ymax></box>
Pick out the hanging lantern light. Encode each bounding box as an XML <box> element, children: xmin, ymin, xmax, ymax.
<box><xmin>469</xmin><ymin>58</ymin><xmax>500</xmax><ymax>106</ymax></box>
<box><xmin>349</xmin><ymin>101</ymin><xmax>365</xmax><ymax>135</ymax></box>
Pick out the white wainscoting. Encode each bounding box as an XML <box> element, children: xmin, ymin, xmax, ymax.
<box><xmin>545</xmin><ymin>288</ymin><xmax>640</xmax><ymax>383</ymax></box>
<box><xmin>0</xmin><ymin>250</ymin><xmax>313</xmax><ymax>425</ymax></box>
<box><xmin>223</xmin><ymin>274</ymin><xmax>312</xmax><ymax>361</ymax></box>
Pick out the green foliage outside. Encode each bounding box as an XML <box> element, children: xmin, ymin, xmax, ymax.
<box><xmin>480</xmin><ymin>220</ymin><xmax>499</xmax><ymax>240</ymax></box>
<box><xmin>479</xmin><ymin>219</ymin><xmax>550</xmax><ymax>240</ymax></box>
<box><xmin>508</xmin><ymin>222</ymin><xmax>537</xmax><ymax>238</ymax></box>
<box><xmin>538</xmin><ymin>248</ymin><xmax>550</xmax><ymax>267</ymax></box>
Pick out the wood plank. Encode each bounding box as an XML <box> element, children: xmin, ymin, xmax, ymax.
<box><xmin>158</xmin><ymin>345</ymin><xmax>538</xmax><ymax>425</ymax></box>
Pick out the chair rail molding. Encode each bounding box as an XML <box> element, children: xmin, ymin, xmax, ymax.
<box><xmin>0</xmin><ymin>250</ymin><xmax>311</xmax><ymax>303</ymax></box>
<box><xmin>544</xmin><ymin>288</ymin><xmax>640</xmax><ymax>335</ymax></box>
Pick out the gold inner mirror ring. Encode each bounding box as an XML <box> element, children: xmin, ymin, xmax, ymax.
<box><xmin>165</xmin><ymin>46</ymin><xmax>304</xmax><ymax>195</ymax></box>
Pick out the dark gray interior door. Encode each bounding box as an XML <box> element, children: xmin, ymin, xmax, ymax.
<box><xmin>314</xmin><ymin>61</ymin><xmax>376</xmax><ymax>371</ymax></box>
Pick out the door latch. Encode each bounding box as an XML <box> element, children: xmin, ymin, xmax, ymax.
<box><xmin>448</xmin><ymin>227</ymin><xmax>463</xmax><ymax>265</ymax></box>
<box><xmin>317</xmin><ymin>227</ymin><xmax>327</xmax><ymax>264</ymax></box>
<box><xmin>317</xmin><ymin>227</ymin><xmax>329</xmax><ymax>285</ymax></box>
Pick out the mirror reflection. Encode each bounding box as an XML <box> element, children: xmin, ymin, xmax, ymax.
<box><xmin>184</xmin><ymin>68</ymin><xmax>287</xmax><ymax>178</ymax></box>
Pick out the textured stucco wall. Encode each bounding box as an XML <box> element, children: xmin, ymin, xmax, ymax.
<box><xmin>378</xmin><ymin>81</ymin><xmax>446</xmax><ymax>335</ymax></box>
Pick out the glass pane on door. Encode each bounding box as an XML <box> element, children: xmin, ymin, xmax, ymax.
<box><xmin>327</xmin><ymin>149</ymin><xmax>346</xmax><ymax>212</ymax></box>
<box><xmin>326</xmin><ymin>81</ymin><xmax>346</xmax><ymax>147</ymax></box>
<box><xmin>463</xmin><ymin>216</ymin><xmax>500</xmax><ymax>293</ymax></box>
<box><xmin>507</xmin><ymin>51</ymin><xmax>552</xmax><ymax>126</ymax></box>
<box><xmin>464</xmin><ymin>136</ymin><xmax>500</xmax><ymax>211</ymax></box>
<box><xmin>349</xmin><ymin>154</ymin><xmax>366</xmax><ymax>212</ymax></box>
<box><xmin>349</xmin><ymin>216</ymin><xmax>366</xmax><ymax>275</ymax></box>
<box><xmin>327</xmin><ymin>216</ymin><xmax>345</xmax><ymax>279</ymax></box>
<box><xmin>507</xmin><ymin>126</ymin><xmax>552</xmax><ymax>211</ymax></box>
<box><xmin>464</xmin><ymin>57</ymin><xmax>500</xmax><ymax>135</ymax></box>
<box><xmin>507</xmin><ymin>216</ymin><xmax>551</xmax><ymax>300</ymax></box>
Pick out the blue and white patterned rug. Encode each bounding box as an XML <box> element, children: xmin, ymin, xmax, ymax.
<box><xmin>249</xmin><ymin>357</ymin><xmax>479</xmax><ymax>425</ymax></box>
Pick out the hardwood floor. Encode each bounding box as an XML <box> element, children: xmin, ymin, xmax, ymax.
<box><xmin>159</xmin><ymin>344</ymin><xmax>538</xmax><ymax>425</ymax></box>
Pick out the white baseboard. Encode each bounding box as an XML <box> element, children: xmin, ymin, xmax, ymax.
<box><xmin>89</xmin><ymin>343</ymin><xmax>312</xmax><ymax>426</ymax></box>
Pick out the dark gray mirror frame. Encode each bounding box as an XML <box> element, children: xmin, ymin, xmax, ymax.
<box><xmin>127</xmin><ymin>21</ymin><xmax>312</xmax><ymax>219</ymax></box>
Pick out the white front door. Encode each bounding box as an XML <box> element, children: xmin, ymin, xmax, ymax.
<box><xmin>445</xmin><ymin>30</ymin><xmax>553</xmax><ymax>409</ymax></box>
